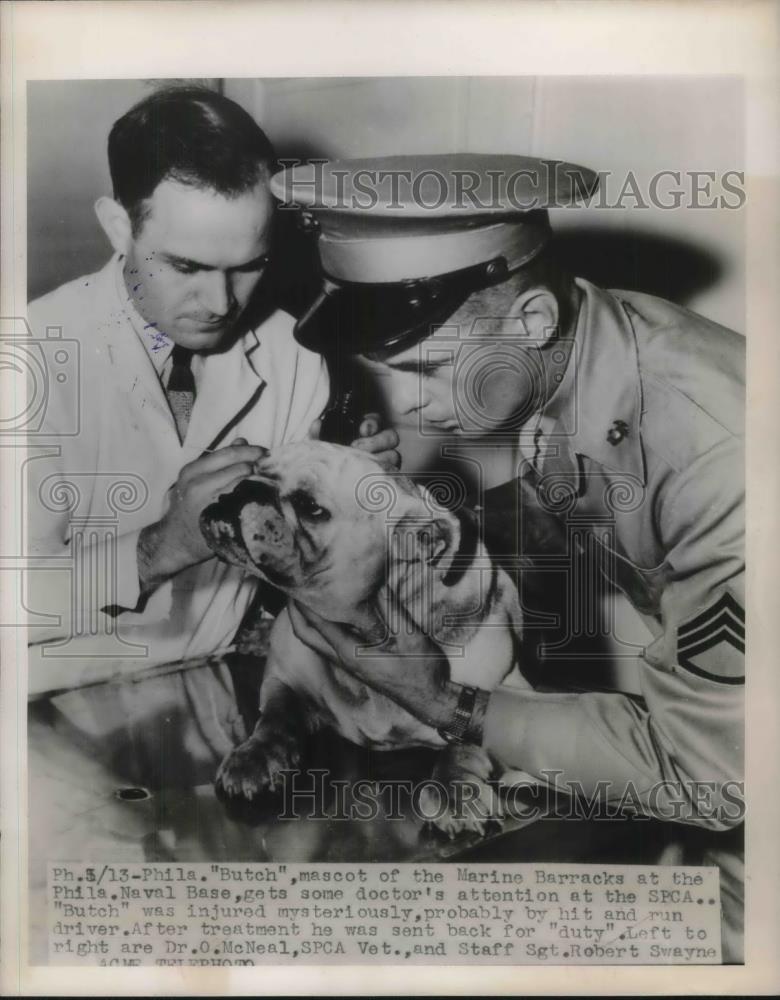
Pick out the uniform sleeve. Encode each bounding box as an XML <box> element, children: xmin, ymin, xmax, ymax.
<box><xmin>484</xmin><ymin>438</ymin><xmax>744</xmax><ymax>830</ymax></box>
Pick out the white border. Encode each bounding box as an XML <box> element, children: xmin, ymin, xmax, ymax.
<box><xmin>2</xmin><ymin>0</ymin><xmax>778</xmax><ymax>995</ymax></box>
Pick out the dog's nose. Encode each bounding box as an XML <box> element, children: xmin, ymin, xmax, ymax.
<box><xmin>200</xmin><ymin>475</ymin><xmax>281</xmax><ymax>551</ymax></box>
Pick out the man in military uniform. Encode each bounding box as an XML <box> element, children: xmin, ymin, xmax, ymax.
<box><xmin>270</xmin><ymin>155</ymin><xmax>745</xmax><ymax>961</ymax></box>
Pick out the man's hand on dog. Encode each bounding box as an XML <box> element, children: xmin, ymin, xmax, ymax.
<box><xmin>138</xmin><ymin>415</ymin><xmax>397</xmax><ymax>593</ymax></box>
<box><xmin>309</xmin><ymin>412</ymin><xmax>401</xmax><ymax>471</ymax></box>
<box><xmin>138</xmin><ymin>438</ymin><xmax>267</xmax><ymax>590</ymax></box>
<box><xmin>288</xmin><ymin>601</ymin><xmax>462</xmax><ymax>732</ymax></box>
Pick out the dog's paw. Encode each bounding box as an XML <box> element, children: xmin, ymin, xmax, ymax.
<box><xmin>215</xmin><ymin>733</ymin><xmax>301</xmax><ymax>801</ymax></box>
<box><xmin>420</xmin><ymin>744</ymin><xmax>504</xmax><ymax>840</ymax></box>
<box><xmin>420</xmin><ymin>774</ymin><xmax>504</xmax><ymax>840</ymax></box>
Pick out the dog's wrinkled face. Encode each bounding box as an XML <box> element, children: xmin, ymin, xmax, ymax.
<box><xmin>200</xmin><ymin>441</ymin><xmax>457</xmax><ymax>618</ymax></box>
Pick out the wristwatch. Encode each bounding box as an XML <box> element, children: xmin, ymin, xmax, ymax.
<box><xmin>438</xmin><ymin>685</ymin><xmax>488</xmax><ymax>745</ymax></box>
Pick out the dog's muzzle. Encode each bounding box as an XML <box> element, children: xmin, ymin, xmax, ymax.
<box><xmin>200</xmin><ymin>477</ymin><xmax>282</xmax><ymax>568</ymax></box>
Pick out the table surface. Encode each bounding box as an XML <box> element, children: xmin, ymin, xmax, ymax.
<box><xmin>28</xmin><ymin>687</ymin><xmax>674</xmax><ymax>964</ymax></box>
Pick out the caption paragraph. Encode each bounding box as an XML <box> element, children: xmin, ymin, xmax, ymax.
<box><xmin>48</xmin><ymin>862</ymin><xmax>721</xmax><ymax>966</ymax></box>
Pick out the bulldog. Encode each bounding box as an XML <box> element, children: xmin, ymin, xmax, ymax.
<box><xmin>200</xmin><ymin>440</ymin><xmax>529</xmax><ymax>836</ymax></box>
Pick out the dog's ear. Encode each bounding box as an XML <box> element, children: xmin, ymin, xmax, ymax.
<box><xmin>387</xmin><ymin>515</ymin><xmax>458</xmax><ymax>621</ymax></box>
<box><xmin>412</xmin><ymin>486</ymin><xmax>457</xmax><ymax>565</ymax></box>
<box><xmin>389</xmin><ymin>515</ymin><xmax>454</xmax><ymax>566</ymax></box>
<box><xmin>417</xmin><ymin>518</ymin><xmax>454</xmax><ymax>565</ymax></box>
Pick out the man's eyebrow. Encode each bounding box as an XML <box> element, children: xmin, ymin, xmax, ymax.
<box><xmin>384</xmin><ymin>357</ymin><xmax>448</xmax><ymax>373</ymax></box>
<box><xmin>161</xmin><ymin>251</ymin><xmax>270</xmax><ymax>271</ymax></box>
<box><xmin>160</xmin><ymin>252</ymin><xmax>210</xmax><ymax>270</ymax></box>
<box><xmin>230</xmin><ymin>251</ymin><xmax>272</xmax><ymax>271</ymax></box>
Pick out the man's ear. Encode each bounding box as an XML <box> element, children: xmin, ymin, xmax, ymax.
<box><xmin>506</xmin><ymin>286</ymin><xmax>560</xmax><ymax>346</ymax></box>
<box><xmin>94</xmin><ymin>196</ymin><xmax>133</xmax><ymax>255</ymax></box>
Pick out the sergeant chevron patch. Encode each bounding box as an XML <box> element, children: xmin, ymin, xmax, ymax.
<box><xmin>676</xmin><ymin>590</ymin><xmax>745</xmax><ymax>684</ymax></box>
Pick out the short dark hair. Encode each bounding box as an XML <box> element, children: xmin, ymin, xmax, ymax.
<box><xmin>108</xmin><ymin>86</ymin><xmax>276</xmax><ymax>233</ymax></box>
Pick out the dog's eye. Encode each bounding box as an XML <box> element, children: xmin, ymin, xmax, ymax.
<box><xmin>289</xmin><ymin>491</ymin><xmax>331</xmax><ymax>521</ymax></box>
<box><xmin>304</xmin><ymin>503</ymin><xmax>329</xmax><ymax>520</ymax></box>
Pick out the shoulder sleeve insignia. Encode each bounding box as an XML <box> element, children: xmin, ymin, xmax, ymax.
<box><xmin>676</xmin><ymin>590</ymin><xmax>745</xmax><ymax>684</ymax></box>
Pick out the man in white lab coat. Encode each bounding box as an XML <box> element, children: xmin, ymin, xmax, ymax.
<box><xmin>25</xmin><ymin>87</ymin><xmax>398</xmax><ymax>697</ymax></box>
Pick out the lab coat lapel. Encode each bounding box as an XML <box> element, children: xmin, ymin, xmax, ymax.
<box><xmin>92</xmin><ymin>256</ymin><xmax>266</xmax><ymax>456</ymax></box>
<box><xmin>184</xmin><ymin>332</ymin><xmax>266</xmax><ymax>453</ymax></box>
<box><xmin>95</xmin><ymin>257</ymin><xmax>179</xmax><ymax>443</ymax></box>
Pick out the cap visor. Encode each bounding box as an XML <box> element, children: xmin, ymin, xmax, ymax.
<box><xmin>294</xmin><ymin>278</ymin><xmax>474</xmax><ymax>356</ymax></box>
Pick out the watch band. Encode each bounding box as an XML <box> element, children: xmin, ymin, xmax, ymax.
<box><xmin>438</xmin><ymin>685</ymin><xmax>482</xmax><ymax>744</ymax></box>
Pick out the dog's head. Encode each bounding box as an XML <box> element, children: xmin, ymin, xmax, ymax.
<box><xmin>199</xmin><ymin>441</ymin><xmax>469</xmax><ymax>619</ymax></box>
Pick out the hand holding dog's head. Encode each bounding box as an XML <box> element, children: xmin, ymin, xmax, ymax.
<box><xmin>200</xmin><ymin>441</ymin><xmax>460</xmax><ymax>620</ymax></box>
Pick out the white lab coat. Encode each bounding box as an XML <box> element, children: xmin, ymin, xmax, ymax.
<box><xmin>25</xmin><ymin>255</ymin><xmax>329</xmax><ymax>695</ymax></box>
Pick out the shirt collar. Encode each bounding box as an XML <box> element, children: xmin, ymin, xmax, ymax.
<box><xmin>538</xmin><ymin>277</ymin><xmax>646</xmax><ymax>484</ymax></box>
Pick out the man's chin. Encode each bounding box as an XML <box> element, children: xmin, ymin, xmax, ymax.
<box><xmin>172</xmin><ymin>324</ymin><xmax>231</xmax><ymax>350</ymax></box>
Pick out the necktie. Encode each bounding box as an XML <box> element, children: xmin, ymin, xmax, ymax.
<box><xmin>166</xmin><ymin>345</ymin><xmax>196</xmax><ymax>443</ymax></box>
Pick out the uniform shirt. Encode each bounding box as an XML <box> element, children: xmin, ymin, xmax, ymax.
<box><xmin>485</xmin><ymin>278</ymin><xmax>745</xmax><ymax>830</ymax></box>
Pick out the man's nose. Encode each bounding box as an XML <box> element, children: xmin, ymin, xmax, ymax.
<box><xmin>392</xmin><ymin>377</ymin><xmax>427</xmax><ymax>416</ymax></box>
<box><xmin>200</xmin><ymin>271</ymin><xmax>235</xmax><ymax>318</ymax></box>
